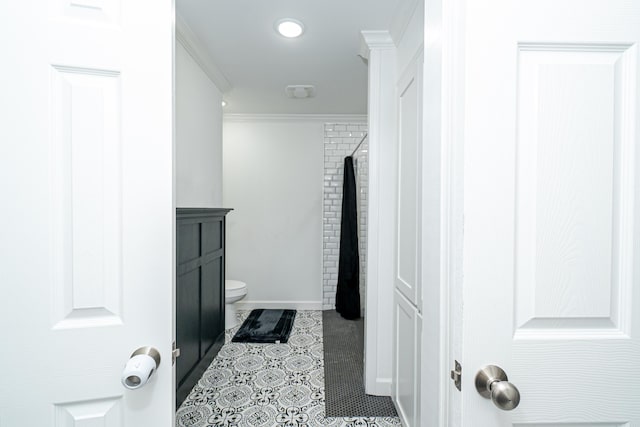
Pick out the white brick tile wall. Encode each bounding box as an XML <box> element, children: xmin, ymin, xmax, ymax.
<box><xmin>322</xmin><ymin>123</ymin><xmax>368</xmax><ymax>312</ymax></box>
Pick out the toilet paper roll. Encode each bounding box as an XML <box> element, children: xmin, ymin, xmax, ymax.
<box><xmin>121</xmin><ymin>354</ymin><xmax>158</xmax><ymax>390</ymax></box>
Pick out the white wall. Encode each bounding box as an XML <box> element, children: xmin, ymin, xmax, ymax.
<box><xmin>176</xmin><ymin>40</ymin><xmax>223</xmax><ymax>207</ymax></box>
<box><xmin>223</xmin><ymin>118</ymin><xmax>326</xmax><ymax>309</ymax></box>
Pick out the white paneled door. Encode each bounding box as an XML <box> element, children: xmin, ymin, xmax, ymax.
<box><xmin>393</xmin><ymin>50</ymin><xmax>424</xmax><ymax>427</ymax></box>
<box><xmin>0</xmin><ymin>0</ymin><xmax>174</xmax><ymax>425</ymax></box>
<box><xmin>461</xmin><ymin>0</ymin><xmax>640</xmax><ymax>424</ymax></box>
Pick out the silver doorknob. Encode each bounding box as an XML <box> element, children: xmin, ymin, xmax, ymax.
<box><xmin>475</xmin><ymin>365</ymin><xmax>520</xmax><ymax>411</ymax></box>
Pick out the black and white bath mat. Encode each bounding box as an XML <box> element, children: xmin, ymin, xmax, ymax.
<box><xmin>231</xmin><ymin>309</ymin><xmax>296</xmax><ymax>343</ymax></box>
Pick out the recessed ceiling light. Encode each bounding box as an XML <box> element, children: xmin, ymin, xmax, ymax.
<box><xmin>275</xmin><ymin>19</ymin><xmax>304</xmax><ymax>38</ymax></box>
<box><xmin>221</xmin><ymin>100</ymin><xmax>227</xmax><ymax>107</ymax></box>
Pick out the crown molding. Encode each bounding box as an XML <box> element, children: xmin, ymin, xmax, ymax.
<box><xmin>361</xmin><ymin>31</ymin><xmax>395</xmax><ymax>52</ymax></box>
<box><xmin>223</xmin><ymin>113</ymin><xmax>367</xmax><ymax>123</ymax></box>
<box><xmin>176</xmin><ymin>14</ymin><xmax>232</xmax><ymax>93</ymax></box>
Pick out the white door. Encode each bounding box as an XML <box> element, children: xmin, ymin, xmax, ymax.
<box><xmin>461</xmin><ymin>0</ymin><xmax>640</xmax><ymax>424</ymax></box>
<box><xmin>393</xmin><ymin>50</ymin><xmax>423</xmax><ymax>427</ymax></box>
<box><xmin>0</xmin><ymin>0</ymin><xmax>174</xmax><ymax>425</ymax></box>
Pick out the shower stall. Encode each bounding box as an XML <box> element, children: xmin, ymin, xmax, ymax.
<box><xmin>322</xmin><ymin>122</ymin><xmax>369</xmax><ymax>316</ymax></box>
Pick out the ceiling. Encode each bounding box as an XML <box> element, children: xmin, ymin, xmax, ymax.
<box><xmin>176</xmin><ymin>0</ymin><xmax>401</xmax><ymax>114</ymax></box>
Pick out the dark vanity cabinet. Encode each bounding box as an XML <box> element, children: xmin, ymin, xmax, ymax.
<box><xmin>176</xmin><ymin>208</ymin><xmax>232</xmax><ymax>407</ymax></box>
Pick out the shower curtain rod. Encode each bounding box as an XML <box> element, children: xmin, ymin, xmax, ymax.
<box><xmin>350</xmin><ymin>133</ymin><xmax>368</xmax><ymax>157</ymax></box>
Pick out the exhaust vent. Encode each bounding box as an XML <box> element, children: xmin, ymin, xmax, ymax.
<box><xmin>285</xmin><ymin>85</ymin><xmax>316</xmax><ymax>99</ymax></box>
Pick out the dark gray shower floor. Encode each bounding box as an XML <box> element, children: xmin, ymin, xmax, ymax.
<box><xmin>322</xmin><ymin>310</ymin><xmax>398</xmax><ymax>417</ymax></box>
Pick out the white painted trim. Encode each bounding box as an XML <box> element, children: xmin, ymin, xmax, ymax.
<box><xmin>365</xmin><ymin>47</ymin><xmax>383</xmax><ymax>395</ymax></box>
<box><xmin>375</xmin><ymin>378</ymin><xmax>393</xmax><ymax>396</ymax></box>
<box><xmin>319</xmin><ymin>122</ymin><xmax>328</xmax><ymax>313</ymax></box>
<box><xmin>172</xmin><ymin>5</ymin><xmax>177</xmax><ymax>417</ymax></box>
<box><xmin>390</xmin><ymin>0</ymin><xmax>421</xmax><ymax>46</ymax></box>
<box><xmin>441</xmin><ymin>0</ymin><xmax>466</xmax><ymax>425</ymax></box>
<box><xmin>236</xmin><ymin>301</ymin><xmax>323</xmax><ymax>311</ymax></box>
<box><xmin>360</xmin><ymin>31</ymin><xmax>395</xmax><ymax>52</ymax></box>
<box><xmin>414</xmin><ymin>0</ymin><xmax>466</xmax><ymax>425</ymax></box>
<box><xmin>362</xmin><ymin>32</ymin><xmax>397</xmax><ymax>397</ymax></box>
<box><xmin>223</xmin><ymin>113</ymin><xmax>367</xmax><ymax>123</ymax></box>
<box><xmin>176</xmin><ymin>14</ymin><xmax>232</xmax><ymax>93</ymax></box>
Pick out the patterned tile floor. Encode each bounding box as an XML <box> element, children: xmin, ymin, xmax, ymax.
<box><xmin>176</xmin><ymin>310</ymin><xmax>402</xmax><ymax>427</ymax></box>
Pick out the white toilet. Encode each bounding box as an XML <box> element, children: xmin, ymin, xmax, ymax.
<box><xmin>225</xmin><ymin>279</ymin><xmax>247</xmax><ymax>329</ymax></box>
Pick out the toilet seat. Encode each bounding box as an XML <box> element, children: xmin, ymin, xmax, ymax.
<box><xmin>225</xmin><ymin>279</ymin><xmax>247</xmax><ymax>329</ymax></box>
<box><xmin>225</xmin><ymin>279</ymin><xmax>247</xmax><ymax>299</ymax></box>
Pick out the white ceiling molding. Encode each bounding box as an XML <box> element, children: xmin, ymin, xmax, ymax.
<box><xmin>360</xmin><ymin>31</ymin><xmax>396</xmax><ymax>55</ymax></box>
<box><xmin>223</xmin><ymin>113</ymin><xmax>367</xmax><ymax>123</ymax></box>
<box><xmin>176</xmin><ymin>14</ymin><xmax>232</xmax><ymax>93</ymax></box>
<box><xmin>389</xmin><ymin>0</ymin><xmax>421</xmax><ymax>45</ymax></box>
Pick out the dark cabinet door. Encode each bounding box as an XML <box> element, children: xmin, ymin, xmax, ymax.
<box><xmin>201</xmin><ymin>257</ymin><xmax>222</xmax><ymax>356</ymax></box>
<box><xmin>176</xmin><ymin>208</ymin><xmax>231</xmax><ymax>408</ymax></box>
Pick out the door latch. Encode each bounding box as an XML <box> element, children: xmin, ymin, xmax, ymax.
<box><xmin>172</xmin><ymin>341</ymin><xmax>181</xmax><ymax>366</ymax></box>
<box><xmin>451</xmin><ymin>360</ymin><xmax>462</xmax><ymax>391</ymax></box>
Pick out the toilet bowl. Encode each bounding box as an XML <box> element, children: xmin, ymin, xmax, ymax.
<box><xmin>225</xmin><ymin>279</ymin><xmax>247</xmax><ymax>329</ymax></box>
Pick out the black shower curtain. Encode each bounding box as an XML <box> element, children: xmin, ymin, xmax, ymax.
<box><xmin>335</xmin><ymin>156</ymin><xmax>361</xmax><ymax>320</ymax></box>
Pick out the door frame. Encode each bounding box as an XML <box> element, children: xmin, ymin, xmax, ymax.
<box><xmin>172</xmin><ymin>0</ymin><xmax>468</xmax><ymax>423</ymax></box>
<box><xmin>361</xmin><ymin>1</ymin><xmax>465</xmax><ymax>425</ymax></box>
<box><xmin>417</xmin><ymin>0</ymin><xmax>466</xmax><ymax>423</ymax></box>
<box><xmin>433</xmin><ymin>0</ymin><xmax>466</xmax><ymax>424</ymax></box>
<box><xmin>360</xmin><ymin>0</ymin><xmax>466</xmax><ymax>423</ymax></box>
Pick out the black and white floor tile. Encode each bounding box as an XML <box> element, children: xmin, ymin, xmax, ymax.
<box><xmin>176</xmin><ymin>310</ymin><xmax>402</xmax><ymax>427</ymax></box>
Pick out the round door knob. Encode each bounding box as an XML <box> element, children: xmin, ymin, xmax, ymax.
<box><xmin>490</xmin><ymin>380</ymin><xmax>520</xmax><ymax>410</ymax></box>
<box><xmin>121</xmin><ymin>346</ymin><xmax>161</xmax><ymax>390</ymax></box>
<box><xmin>475</xmin><ymin>365</ymin><xmax>521</xmax><ymax>411</ymax></box>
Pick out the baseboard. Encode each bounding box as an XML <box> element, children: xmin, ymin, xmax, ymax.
<box><xmin>236</xmin><ymin>301</ymin><xmax>323</xmax><ymax>311</ymax></box>
<box><xmin>367</xmin><ymin>378</ymin><xmax>392</xmax><ymax>396</ymax></box>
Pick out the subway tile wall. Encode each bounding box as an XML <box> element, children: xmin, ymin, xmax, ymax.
<box><xmin>323</xmin><ymin>123</ymin><xmax>368</xmax><ymax>313</ymax></box>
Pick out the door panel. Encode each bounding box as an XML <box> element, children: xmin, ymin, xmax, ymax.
<box><xmin>461</xmin><ymin>0</ymin><xmax>640</xmax><ymax>424</ymax></box>
<box><xmin>393</xmin><ymin>290</ymin><xmax>421</xmax><ymax>427</ymax></box>
<box><xmin>201</xmin><ymin>257</ymin><xmax>223</xmax><ymax>355</ymax></box>
<box><xmin>1</xmin><ymin>0</ymin><xmax>174</xmax><ymax>424</ymax></box>
<box><xmin>55</xmin><ymin>398</ymin><xmax>123</xmax><ymax>426</ymax></box>
<box><xmin>396</xmin><ymin>52</ymin><xmax>424</xmax><ymax>306</ymax></box>
<box><xmin>514</xmin><ymin>43</ymin><xmax>636</xmax><ymax>338</ymax></box>
<box><xmin>50</xmin><ymin>65</ymin><xmax>124</xmax><ymax>330</ymax></box>
<box><xmin>177</xmin><ymin>269</ymin><xmax>201</xmax><ymax>380</ymax></box>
